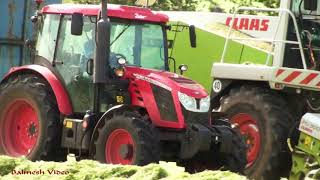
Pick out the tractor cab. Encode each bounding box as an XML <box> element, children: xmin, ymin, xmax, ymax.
<box><xmin>35</xmin><ymin>4</ymin><xmax>170</xmax><ymax>112</ymax></box>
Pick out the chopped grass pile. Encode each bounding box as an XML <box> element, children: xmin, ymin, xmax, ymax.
<box><xmin>0</xmin><ymin>156</ymin><xmax>246</xmax><ymax>180</ymax></box>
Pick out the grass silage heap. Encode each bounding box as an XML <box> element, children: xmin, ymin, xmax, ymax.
<box><xmin>0</xmin><ymin>155</ymin><xmax>246</xmax><ymax>180</ymax></box>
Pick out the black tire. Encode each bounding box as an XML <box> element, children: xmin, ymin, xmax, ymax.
<box><xmin>218</xmin><ymin>127</ymin><xmax>247</xmax><ymax>173</ymax></box>
<box><xmin>220</xmin><ymin>85</ymin><xmax>294</xmax><ymax>179</ymax></box>
<box><xmin>0</xmin><ymin>74</ymin><xmax>66</xmax><ymax>161</ymax></box>
<box><xmin>94</xmin><ymin>113</ymin><xmax>160</xmax><ymax>165</ymax></box>
<box><xmin>181</xmin><ymin>126</ymin><xmax>246</xmax><ymax>174</ymax></box>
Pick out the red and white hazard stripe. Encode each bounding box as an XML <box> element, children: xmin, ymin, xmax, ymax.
<box><xmin>275</xmin><ymin>68</ymin><xmax>320</xmax><ymax>87</ymax></box>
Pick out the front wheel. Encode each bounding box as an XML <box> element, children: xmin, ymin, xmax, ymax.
<box><xmin>181</xmin><ymin>126</ymin><xmax>246</xmax><ymax>174</ymax></box>
<box><xmin>220</xmin><ymin>85</ymin><xmax>294</xmax><ymax>179</ymax></box>
<box><xmin>94</xmin><ymin>114</ymin><xmax>160</xmax><ymax>165</ymax></box>
<box><xmin>218</xmin><ymin>127</ymin><xmax>247</xmax><ymax>173</ymax></box>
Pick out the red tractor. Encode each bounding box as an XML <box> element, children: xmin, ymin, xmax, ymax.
<box><xmin>0</xmin><ymin>0</ymin><xmax>246</xmax><ymax>173</ymax></box>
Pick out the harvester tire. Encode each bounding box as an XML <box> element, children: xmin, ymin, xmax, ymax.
<box><xmin>0</xmin><ymin>74</ymin><xmax>66</xmax><ymax>161</ymax></box>
<box><xmin>220</xmin><ymin>85</ymin><xmax>294</xmax><ymax>179</ymax></box>
<box><xmin>94</xmin><ymin>113</ymin><xmax>160</xmax><ymax>165</ymax></box>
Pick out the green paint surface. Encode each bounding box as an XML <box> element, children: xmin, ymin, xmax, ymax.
<box><xmin>290</xmin><ymin>133</ymin><xmax>320</xmax><ymax>180</ymax></box>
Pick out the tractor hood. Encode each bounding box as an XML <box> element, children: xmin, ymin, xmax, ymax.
<box><xmin>124</xmin><ymin>66</ymin><xmax>208</xmax><ymax>99</ymax></box>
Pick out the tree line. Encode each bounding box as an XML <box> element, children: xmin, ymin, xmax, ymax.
<box><xmin>63</xmin><ymin>0</ymin><xmax>280</xmax><ymax>12</ymax></box>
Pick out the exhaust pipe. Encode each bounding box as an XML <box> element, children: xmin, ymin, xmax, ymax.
<box><xmin>93</xmin><ymin>0</ymin><xmax>112</xmax><ymax>113</ymax></box>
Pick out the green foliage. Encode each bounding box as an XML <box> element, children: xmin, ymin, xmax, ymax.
<box><xmin>0</xmin><ymin>156</ymin><xmax>246</xmax><ymax>180</ymax></box>
<box><xmin>63</xmin><ymin>0</ymin><xmax>280</xmax><ymax>12</ymax></box>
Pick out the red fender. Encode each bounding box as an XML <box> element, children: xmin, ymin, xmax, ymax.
<box><xmin>2</xmin><ymin>65</ymin><xmax>73</xmax><ymax>115</ymax></box>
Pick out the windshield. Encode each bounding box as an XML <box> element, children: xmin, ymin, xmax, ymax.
<box><xmin>291</xmin><ymin>0</ymin><xmax>320</xmax><ymax>16</ymax></box>
<box><xmin>110</xmin><ymin>21</ymin><xmax>166</xmax><ymax>70</ymax></box>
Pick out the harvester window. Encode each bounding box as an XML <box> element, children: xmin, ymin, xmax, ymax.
<box><xmin>291</xmin><ymin>0</ymin><xmax>320</xmax><ymax>16</ymax></box>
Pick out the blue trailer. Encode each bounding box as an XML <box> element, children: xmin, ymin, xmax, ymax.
<box><xmin>0</xmin><ymin>0</ymin><xmax>61</xmax><ymax>79</ymax></box>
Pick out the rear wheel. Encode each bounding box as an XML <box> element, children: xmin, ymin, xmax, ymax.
<box><xmin>0</xmin><ymin>74</ymin><xmax>66</xmax><ymax>161</ymax></box>
<box><xmin>94</xmin><ymin>114</ymin><xmax>160</xmax><ymax>165</ymax></box>
<box><xmin>220</xmin><ymin>85</ymin><xmax>294</xmax><ymax>179</ymax></box>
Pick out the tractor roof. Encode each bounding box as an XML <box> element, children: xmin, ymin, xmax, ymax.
<box><xmin>42</xmin><ymin>4</ymin><xmax>168</xmax><ymax>23</ymax></box>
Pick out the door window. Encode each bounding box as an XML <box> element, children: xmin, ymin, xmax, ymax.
<box><xmin>55</xmin><ymin>15</ymin><xmax>96</xmax><ymax>112</ymax></box>
<box><xmin>36</xmin><ymin>14</ymin><xmax>60</xmax><ymax>62</ymax></box>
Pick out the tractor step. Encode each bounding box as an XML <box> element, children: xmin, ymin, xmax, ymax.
<box><xmin>61</xmin><ymin>118</ymin><xmax>91</xmax><ymax>150</ymax></box>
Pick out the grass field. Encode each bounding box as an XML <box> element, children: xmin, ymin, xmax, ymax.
<box><xmin>0</xmin><ymin>156</ymin><xmax>246</xmax><ymax>180</ymax></box>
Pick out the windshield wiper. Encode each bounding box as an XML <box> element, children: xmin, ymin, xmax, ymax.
<box><xmin>110</xmin><ymin>24</ymin><xmax>131</xmax><ymax>46</ymax></box>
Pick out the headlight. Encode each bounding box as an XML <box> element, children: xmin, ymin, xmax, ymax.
<box><xmin>178</xmin><ymin>92</ymin><xmax>196</xmax><ymax>111</ymax></box>
<box><xmin>200</xmin><ymin>96</ymin><xmax>210</xmax><ymax>112</ymax></box>
<box><xmin>178</xmin><ymin>92</ymin><xmax>209</xmax><ymax>112</ymax></box>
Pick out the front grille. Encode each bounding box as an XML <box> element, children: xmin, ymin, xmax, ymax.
<box><xmin>151</xmin><ymin>84</ymin><xmax>177</xmax><ymax>122</ymax></box>
<box><xmin>181</xmin><ymin>105</ymin><xmax>209</xmax><ymax>125</ymax></box>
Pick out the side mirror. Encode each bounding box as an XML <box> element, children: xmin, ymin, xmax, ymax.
<box><xmin>86</xmin><ymin>58</ymin><xmax>93</xmax><ymax>75</ymax></box>
<box><xmin>304</xmin><ymin>0</ymin><xmax>318</xmax><ymax>11</ymax></box>
<box><xmin>189</xmin><ymin>25</ymin><xmax>197</xmax><ymax>48</ymax></box>
<box><xmin>168</xmin><ymin>40</ymin><xmax>174</xmax><ymax>49</ymax></box>
<box><xmin>178</xmin><ymin>64</ymin><xmax>188</xmax><ymax>75</ymax></box>
<box><xmin>71</xmin><ymin>13</ymin><xmax>83</xmax><ymax>36</ymax></box>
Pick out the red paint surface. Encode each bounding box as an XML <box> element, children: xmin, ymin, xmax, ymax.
<box><xmin>3</xmin><ymin>100</ymin><xmax>39</xmax><ymax>156</ymax></box>
<box><xmin>276</xmin><ymin>69</ymin><xmax>285</xmax><ymax>77</ymax></box>
<box><xmin>124</xmin><ymin>66</ymin><xmax>208</xmax><ymax>129</ymax></box>
<box><xmin>231</xmin><ymin>113</ymin><xmax>261</xmax><ymax>167</ymax></box>
<box><xmin>226</xmin><ymin>17</ymin><xmax>269</xmax><ymax>31</ymax></box>
<box><xmin>300</xmin><ymin>73</ymin><xmax>318</xmax><ymax>85</ymax></box>
<box><xmin>283</xmin><ymin>71</ymin><xmax>302</xmax><ymax>82</ymax></box>
<box><xmin>106</xmin><ymin>129</ymin><xmax>135</xmax><ymax>165</ymax></box>
<box><xmin>42</xmin><ymin>4</ymin><xmax>168</xmax><ymax>23</ymax></box>
<box><xmin>3</xmin><ymin>65</ymin><xmax>73</xmax><ymax>115</ymax></box>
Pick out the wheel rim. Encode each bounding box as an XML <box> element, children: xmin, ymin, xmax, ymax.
<box><xmin>106</xmin><ymin>129</ymin><xmax>135</xmax><ymax>165</ymax></box>
<box><xmin>2</xmin><ymin>100</ymin><xmax>39</xmax><ymax>156</ymax></box>
<box><xmin>231</xmin><ymin>113</ymin><xmax>260</xmax><ymax>167</ymax></box>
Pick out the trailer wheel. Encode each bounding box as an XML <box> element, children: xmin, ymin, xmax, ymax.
<box><xmin>0</xmin><ymin>74</ymin><xmax>66</xmax><ymax>161</ymax></box>
<box><xmin>94</xmin><ymin>114</ymin><xmax>159</xmax><ymax>165</ymax></box>
<box><xmin>220</xmin><ymin>85</ymin><xmax>293</xmax><ymax>179</ymax></box>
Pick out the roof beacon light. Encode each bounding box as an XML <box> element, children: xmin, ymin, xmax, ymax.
<box><xmin>135</xmin><ymin>0</ymin><xmax>156</xmax><ymax>7</ymax></box>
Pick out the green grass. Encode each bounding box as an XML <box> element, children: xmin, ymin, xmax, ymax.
<box><xmin>0</xmin><ymin>156</ymin><xmax>246</xmax><ymax>180</ymax></box>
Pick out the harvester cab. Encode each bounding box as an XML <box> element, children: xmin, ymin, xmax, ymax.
<box><xmin>0</xmin><ymin>0</ymin><xmax>246</xmax><ymax>174</ymax></box>
<box><xmin>208</xmin><ymin>0</ymin><xmax>320</xmax><ymax>179</ymax></box>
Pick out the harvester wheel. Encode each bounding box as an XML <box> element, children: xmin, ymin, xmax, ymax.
<box><xmin>94</xmin><ymin>114</ymin><xmax>160</xmax><ymax>165</ymax></box>
<box><xmin>220</xmin><ymin>85</ymin><xmax>294</xmax><ymax>179</ymax></box>
<box><xmin>0</xmin><ymin>74</ymin><xmax>66</xmax><ymax>161</ymax></box>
